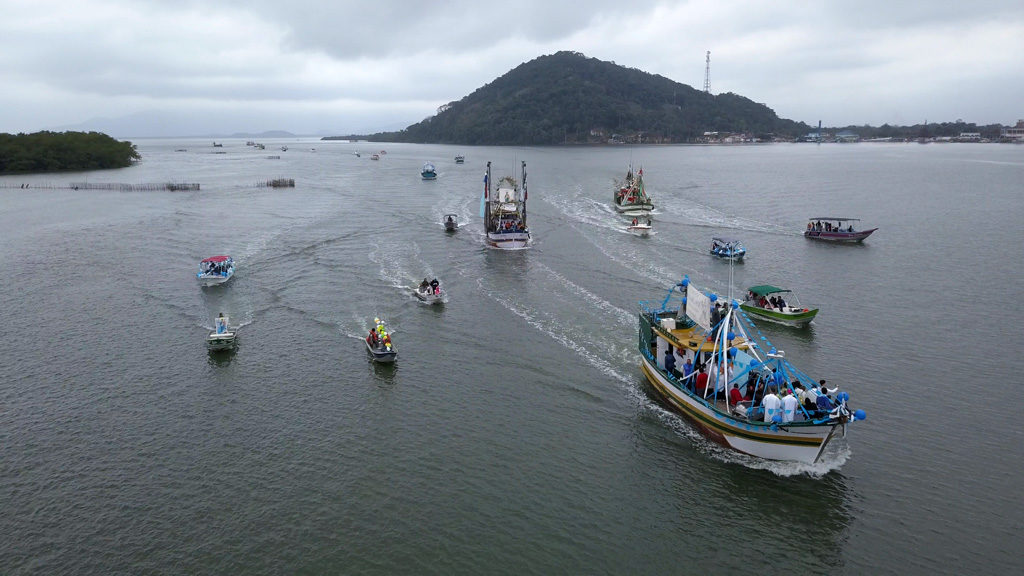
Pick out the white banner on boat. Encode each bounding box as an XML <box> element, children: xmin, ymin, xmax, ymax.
<box><xmin>686</xmin><ymin>284</ymin><xmax>712</xmax><ymax>331</ymax></box>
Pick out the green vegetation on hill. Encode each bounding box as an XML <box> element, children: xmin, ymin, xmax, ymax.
<box><xmin>0</xmin><ymin>131</ymin><xmax>140</xmax><ymax>174</ymax></box>
<box><xmin>333</xmin><ymin>51</ymin><xmax>809</xmax><ymax>144</ymax></box>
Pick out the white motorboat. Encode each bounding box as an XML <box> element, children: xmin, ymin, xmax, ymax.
<box><xmin>415</xmin><ymin>279</ymin><xmax>445</xmax><ymax>304</ymax></box>
<box><xmin>627</xmin><ymin>217</ymin><xmax>653</xmax><ymax>236</ymax></box>
<box><xmin>207</xmin><ymin>313</ymin><xmax>237</xmax><ymax>351</ymax></box>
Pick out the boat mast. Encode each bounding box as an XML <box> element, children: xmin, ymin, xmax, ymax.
<box><xmin>521</xmin><ymin>161</ymin><xmax>527</xmax><ymax>225</ymax></box>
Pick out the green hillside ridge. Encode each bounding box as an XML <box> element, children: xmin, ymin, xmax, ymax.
<box><xmin>331</xmin><ymin>51</ymin><xmax>809</xmax><ymax>144</ymax></box>
<box><xmin>0</xmin><ymin>131</ymin><xmax>140</xmax><ymax>174</ymax></box>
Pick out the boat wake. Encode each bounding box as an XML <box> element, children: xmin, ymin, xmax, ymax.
<box><xmin>662</xmin><ymin>199</ymin><xmax>795</xmax><ymax>236</ymax></box>
<box><xmin>367</xmin><ymin>238</ymin><xmax>435</xmax><ymax>291</ymax></box>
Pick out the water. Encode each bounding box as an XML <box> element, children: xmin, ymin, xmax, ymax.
<box><xmin>1</xmin><ymin>140</ymin><xmax>1021</xmax><ymax>574</ymax></box>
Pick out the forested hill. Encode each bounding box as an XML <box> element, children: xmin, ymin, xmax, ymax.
<box><xmin>336</xmin><ymin>51</ymin><xmax>809</xmax><ymax>145</ymax></box>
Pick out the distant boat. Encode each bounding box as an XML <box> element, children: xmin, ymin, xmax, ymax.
<box><xmin>804</xmin><ymin>218</ymin><xmax>877</xmax><ymax>242</ymax></box>
<box><xmin>627</xmin><ymin>217</ymin><xmax>652</xmax><ymax>236</ymax></box>
<box><xmin>740</xmin><ymin>285</ymin><xmax>819</xmax><ymax>327</ymax></box>
<box><xmin>212</xmin><ymin>142</ymin><xmax>223</xmax><ymax>148</ymax></box>
<box><xmin>207</xmin><ymin>313</ymin><xmax>237</xmax><ymax>351</ymax></box>
<box><xmin>614</xmin><ymin>165</ymin><xmax>654</xmax><ymax>215</ymax></box>
<box><xmin>354</xmin><ymin>152</ymin><xmax>361</xmax><ymax>157</ymax></box>
<box><xmin>421</xmin><ymin>162</ymin><xmax>437</xmax><ymax>180</ymax></box>
<box><xmin>455</xmin><ymin>155</ymin><xmax>465</xmax><ymax>164</ymax></box>
<box><xmin>280</xmin><ymin>146</ymin><xmax>288</xmax><ymax>152</ymax></box>
<box><xmin>443</xmin><ymin>213</ymin><xmax>458</xmax><ymax>232</ymax></box>
<box><xmin>371</xmin><ymin>153</ymin><xmax>380</xmax><ymax>161</ymax></box>
<box><xmin>414</xmin><ymin>278</ymin><xmax>445</xmax><ymax>305</ymax></box>
<box><xmin>710</xmin><ymin>237</ymin><xmax>746</xmax><ymax>260</ymax></box>
<box><xmin>482</xmin><ymin>161</ymin><xmax>531</xmax><ymax>249</ymax></box>
<box><xmin>197</xmin><ymin>255</ymin><xmax>235</xmax><ymax>286</ymax></box>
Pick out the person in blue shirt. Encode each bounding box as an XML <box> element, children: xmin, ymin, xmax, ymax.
<box><xmin>816</xmin><ymin>387</ymin><xmax>835</xmax><ymax>414</ymax></box>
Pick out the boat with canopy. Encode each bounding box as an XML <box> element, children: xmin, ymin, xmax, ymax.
<box><xmin>740</xmin><ymin>285</ymin><xmax>819</xmax><ymax>327</ymax></box>
<box><xmin>481</xmin><ymin>161</ymin><xmax>531</xmax><ymax>250</ymax></box>
<box><xmin>196</xmin><ymin>255</ymin><xmax>234</xmax><ymax>286</ymax></box>
<box><xmin>421</xmin><ymin>162</ymin><xmax>437</xmax><ymax>180</ymax></box>
<box><xmin>804</xmin><ymin>217</ymin><xmax>877</xmax><ymax>242</ymax></box>
<box><xmin>638</xmin><ymin>275</ymin><xmax>866</xmax><ymax>463</ymax></box>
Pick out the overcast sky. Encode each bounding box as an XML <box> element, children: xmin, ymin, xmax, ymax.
<box><xmin>2</xmin><ymin>0</ymin><xmax>1022</xmax><ymax>137</ymax></box>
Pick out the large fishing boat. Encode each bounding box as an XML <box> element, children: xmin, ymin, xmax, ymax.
<box><xmin>613</xmin><ymin>165</ymin><xmax>653</xmax><ymax>215</ymax></box>
<box><xmin>638</xmin><ymin>276</ymin><xmax>865</xmax><ymax>463</ymax></box>
<box><xmin>196</xmin><ymin>255</ymin><xmax>234</xmax><ymax>286</ymax></box>
<box><xmin>740</xmin><ymin>285</ymin><xmax>819</xmax><ymax>327</ymax></box>
<box><xmin>481</xmin><ymin>161</ymin><xmax>531</xmax><ymax>250</ymax></box>
<box><xmin>804</xmin><ymin>217</ymin><xmax>877</xmax><ymax>242</ymax></box>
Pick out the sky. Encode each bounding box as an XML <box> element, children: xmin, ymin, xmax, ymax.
<box><xmin>1</xmin><ymin>0</ymin><xmax>1022</xmax><ymax>137</ymax></box>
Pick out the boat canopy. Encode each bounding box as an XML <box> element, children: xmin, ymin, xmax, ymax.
<box><xmin>201</xmin><ymin>255</ymin><xmax>231</xmax><ymax>263</ymax></box>
<box><xmin>422</xmin><ymin>162</ymin><xmax>436</xmax><ymax>171</ymax></box>
<box><xmin>807</xmin><ymin>217</ymin><xmax>860</xmax><ymax>222</ymax></box>
<box><xmin>712</xmin><ymin>237</ymin><xmax>741</xmax><ymax>244</ymax></box>
<box><xmin>747</xmin><ymin>284</ymin><xmax>791</xmax><ymax>296</ymax></box>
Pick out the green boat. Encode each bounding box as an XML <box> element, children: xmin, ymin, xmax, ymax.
<box><xmin>739</xmin><ymin>285</ymin><xmax>819</xmax><ymax>327</ymax></box>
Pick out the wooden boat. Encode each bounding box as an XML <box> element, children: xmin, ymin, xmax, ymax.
<box><xmin>740</xmin><ymin>285</ymin><xmax>819</xmax><ymax>327</ymax></box>
<box><xmin>482</xmin><ymin>161</ymin><xmax>531</xmax><ymax>249</ymax></box>
<box><xmin>804</xmin><ymin>217</ymin><xmax>877</xmax><ymax>242</ymax></box>
<box><xmin>365</xmin><ymin>318</ymin><xmax>397</xmax><ymax>363</ymax></box>
<box><xmin>710</xmin><ymin>237</ymin><xmax>746</xmax><ymax>260</ymax></box>
<box><xmin>443</xmin><ymin>214</ymin><xmax>458</xmax><ymax>232</ymax></box>
<box><xmin>638</xmin><ymin>275</ymin><xmax>865</xmax><ymax>463</ymax></box>
<box><xmin>196</xmin><ymin>255</ymin><xmax>235</xmax><ymax>286</ymax></box>
<box><xmin>206</xmin><ymin>313</ymin><xmax>237</xmax><ymax>351</ymax></box>
<box><xmin>613</xmin><ymin>165</ymin><xmax>653</xmax><ymax>215</ymax></box>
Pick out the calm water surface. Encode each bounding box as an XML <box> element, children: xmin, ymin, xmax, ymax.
<box><xmin>1</xmin><ymin>140</ymin><xmax>1021</xmax><ymax>574</ymax></box>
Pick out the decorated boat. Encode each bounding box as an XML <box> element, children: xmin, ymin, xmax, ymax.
<box><xmin>481</xmin><ymin>161</ymin><xmax>531</xmax><ymax>250</ymax></box>
<box><xmin>196</xmin><ymin>255</ymin><xmax>235</xmax><ymax>286</ymax></box>
<box><xmin>710</xmin><ymin>237</ymin><xmax>746</xmax><ymax>260</ymax></box>
<box><xmin>206</xmin><ymin>313</ymin><xmax>237</xmax><ymax>351</ymax></box>
<box><xmin>454</xmin><ymin>155</ymin><xmax>465</xmax><ymax>164</ymax></box>
<box><xmin>638</xmin><ymin>275</ymin><xmax>865</xmax><ymax>463</ymax></box>
<box><xmin>365</xmin><ymin>318</ymin><xmax>397</xmax><ymax>363</ymax></box>
<box><xmin>740</xmin><ymin>285</ymin><xmax>819</xmax><ymax>327</ymax></box>
<box><xmin>443</xmin><ymin>213</ymin><xmax>458</xmax><ymax>232</ymax></box>
<box><xmin>804</xmin><ymin>217</ymin><xmax>877</xmax><ymax>242</ymax></box>
<box><xmin>613</xmin><ymin>166</ymin><xmax>653</xmax><ymax>215</ymax></box>
<box><xmin>421</xmin><ymin>162</ymin><xmax>437</xmax><ymax>180</ymax></box>
<box><xmin>415</xmin><ymin>278</ymin><xmax>445</xmax><ymax>304</ymax></box>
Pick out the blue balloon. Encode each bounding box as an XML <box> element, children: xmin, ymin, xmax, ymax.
<box><xmin>681</xmin><ymin>297</ymin><xmax>687</xmax><ymax>304</ymax></box>
<box><xmin>854</xmin><ymin>409</ymin><xmax>867</xmax><ymax>421</ymax></box>
<box><xmin>682</xmin><ymin>276</ymin><xmax>689</xmax><ymax>286</ymax></box>
<box><xmin>709</xmin><ymin>293</ymin><xmax>718</xmax><ymax>302</ymax></box>
<box><xmin>732</xmin><ymin>299</ymin><xmax>740</xmax><ymax>308</ymax></box>
<box><xmin>770</xmin><ymin>348</ymin><xmax>777</xmax><ymax>354</ymax></box>
<box><xmin>727</xmin><ymin>331</ymin><xmax>735</xmax><ymax>340</ymax></box>
<box><xmin>837</xmin><ymin>391</ymin><xmax>850</xmax><ymax>403</ymax></box>
<box><xmin>749</xmin><ymin>360</ymin><xmax>760</xmax><ymax>368</ymax></box>
<box><xmin>728</xmin><ymin>347</ymin><xmax>737</xmax><ymax>358</ymax></box>
<box><xmin>772</xmin><ymin>413</ymin><xmax>782</xmax><ymax>423</ymax></box>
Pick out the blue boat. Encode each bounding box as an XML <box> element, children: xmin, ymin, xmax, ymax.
<box><xmin>421</xmin><ymin>162</ymin><xmax>437</xmax><ymax>180</ymax></box>
<box><xmin>710</xmin><ymin>237</ymin><xmax>746</xmax><ymax>260</ymax></box>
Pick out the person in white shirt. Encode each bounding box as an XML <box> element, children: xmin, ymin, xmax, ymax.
<box><xmin>762</xmin><ymin>386</ymin><xmax>781</xmax><ymax>422</ymax></box>
<box><xmin>781</xmin><ymin>389</ymin><xmax>798</xmax><ymax>422</ymax></box>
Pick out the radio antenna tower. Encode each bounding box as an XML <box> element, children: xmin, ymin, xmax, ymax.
<box><xmin>703</xmin><ymin>51</ymin><xmax>711</xmax><ymax>93</ymax></box>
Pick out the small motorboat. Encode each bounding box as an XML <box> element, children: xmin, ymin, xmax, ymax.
<box><xmin>421</xmin><ymin>162</ymin><xmax>437</xmax><ymax>180</ymax></box>
<box><xmin>443</xmin><ymin>214</ymin><xmax>458</xmax><ymax>232</ymax></box>
<box><xmin>365</xmin><ymin>318</ymin><xmax>397</xmax><ymax>363</ymax></box>
<box><xmin>454</xmin><ymin>155</ymin><xmax>465</xmax><ymax>164</ymax></box>
<box><xmin>207</xmin><ymin>313</ymin><xmax>237</xmax><ymax>351</ymax></box>
<box><xmin>415</xmin><ymin>278</ymin><xmax>444</xmax><ymax>304</ymax></box>
<box><xmin>197</xmin><ymin>255</ymin><xmax>235</xmax><ymax>286</ymax></box>
<box><xmin>710</xmin><ymin>237</ymin><xmax>746</xmax><ymax>261</ymax></box>
<box><xmin>370</xmin><ymin>153</ymin><xmax>380</xmax><ymax>161</ymax></box>
<box><xmin>627</xmin><ymin>217</ymin><xmax>652</xmax><ymax>236</ymax></box>
<box><xmin>354</xmin><ymin>152</ymin><xmax>361</xmax><ymax>157</ymax></box>
<box><xmin>280</xmin><ymin>146</ymin><xmax>288</xmax><ymax>152</ymax></box>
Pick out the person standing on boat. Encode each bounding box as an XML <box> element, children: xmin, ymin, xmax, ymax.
<box><xmin>729</xmin><ymin>383</ymin><xmax>744</xmax><ymax>405</ymax></box>
<box><xmin>781</xmin><ymin>389</ymin><xmax>798</xmax><ymax>422</ymax></box>
<box><xmin>816</xmin><ymin>386</ymin><xmax>835</xmax><ymax>415</ymax></box>
<box><xmin>695</xmin><ymin>366</ymin><xmax>709</xmax><ymax>396</ymax></box>
<box><xmin>664</xmin><ymin>347</ymin><xmax>676</xmax><ymax>378</ymax></box>
<box><xmin>762</xmin><ymin>386</ymin><xmax>781</xmax><ymax>422</ymax></box>
<box><xmin>682</xmin><ymin>357</ymin><xmax>694</xmax><ymax>383</ymax></box>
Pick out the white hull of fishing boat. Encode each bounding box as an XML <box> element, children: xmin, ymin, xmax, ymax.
<box><xmin>615</xmin><ymin>203</ymin><xmax>654</xmax><ymax>216</ymax></box>
<box><xmin>640</xmin><ymin>356</ymin><xmax>835</xmax><ymax>463</ymax></box>
<box><xmin>486</xmin><ymin>231</ymin><xmax>530</xmax><ymax>250</ymax></box>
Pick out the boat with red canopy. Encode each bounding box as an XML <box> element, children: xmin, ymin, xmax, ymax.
<box><xmin>197</xmin><ymin>255</ymin><xmax>235</xmax><ymax>286</ymax></box>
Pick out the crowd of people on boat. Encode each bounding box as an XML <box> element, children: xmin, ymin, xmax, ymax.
<box><xmin>200</xmin><ymin>260</ymin><xmax>231</xmax><ymax>276</ymax></box>
<box><xmin>808</xmin><ymin>220</ymin><xmax>854</xmax><ymax>233</ymax></box>
<box><xmin>419</xmin><ymin>278</ymin><xmax>441</xmax><ymax>296</ymax></box>
<box><xmin>746</xmin><ymin>291</ymin><xmax>788</xmax><ymax>311</ymax></box>
<box><xmin>490</xmin><ymin>217</ymin><xmax>526</xmax><ymax>233</ymax></box>
<box><xmin>367</xmin><ymin>318</ymin><xmax>393</xmax><ymax>351</ymax></box>
<box><xmin>661</xmin><ymin>345</ymin><xmax>841</xmax><ymax>423</ymax></box>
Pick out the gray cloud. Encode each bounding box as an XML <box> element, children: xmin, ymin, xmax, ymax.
<box><xmin>0</xmin><ymin>0</ymin><xmax>1021</xmax><ymax>136</ymax></box>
